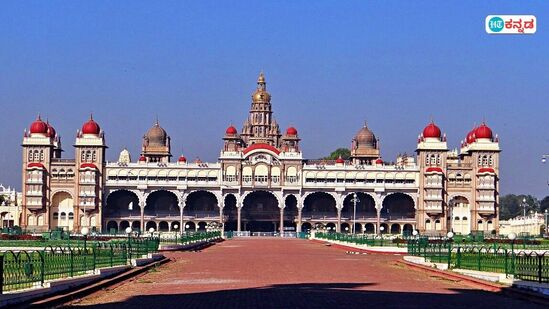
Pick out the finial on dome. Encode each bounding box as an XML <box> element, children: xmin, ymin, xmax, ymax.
<box><xmin>257</xmin><ymin>71</ymin><xmax>266</xmax><ymax>90</ymax></box>
<box><xmin>90</xmin><ymin>113</ymin><xmax>94</xmax><ymax>120</ymax></box>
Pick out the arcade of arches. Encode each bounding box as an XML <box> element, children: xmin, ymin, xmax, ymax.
<box><xmin>103</xmin><ymin>190</ymin><xmax>417</xmax><ymax>235</ymax></box>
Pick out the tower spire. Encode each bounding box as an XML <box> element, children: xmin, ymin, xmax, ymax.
<box><xmin>257</xmin><ymin>71</ymin><xmax>266</xmax><ymax>90</ymax></box>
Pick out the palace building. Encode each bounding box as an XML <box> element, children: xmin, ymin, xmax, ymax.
<box><xmin>19</xmin><ymin>73</ymin><xmax>501</xmax><ymax>235</ymax></box>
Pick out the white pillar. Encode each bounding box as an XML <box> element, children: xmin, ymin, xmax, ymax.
<box><xmin>279</xmin><ymin>206</ymin><xmax>284</xmax><ymax>236</ymax></box>
<box><xmin>237</xmin><ymin>206</ymin><xmax>242</xmax><ymax>232</ymax></box>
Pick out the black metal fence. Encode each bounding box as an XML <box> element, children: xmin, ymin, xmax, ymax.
<box><xmin>0</xmin><ymin>238</ymin><xmax>159</xmax><ymax>293</ymax></box>
<box><xmin>407</xmin><ymin>239</ymin><xmax>549</xmax><ymax>283</ymax></box>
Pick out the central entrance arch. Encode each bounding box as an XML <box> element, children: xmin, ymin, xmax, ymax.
<box><xmin>242</xmin><ymin>191</ymin><xmax>280</xmax><ymax>232</ymax></box>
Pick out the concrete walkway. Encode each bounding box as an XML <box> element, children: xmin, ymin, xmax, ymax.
<box><xmin>67</xmin><ymin>238</ymin><xmax>544</xmax><ymax>308</ymax></box>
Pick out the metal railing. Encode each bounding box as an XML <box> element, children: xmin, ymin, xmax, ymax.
<box><xmin>157</xmin><ymin>231</ymin><xmax>221</xmax><ymax>245</ymax></box>
<box><xmin>407</xmin><ymin>240</ymin><xmax>549</xmax><ymax>283</ymax></box>
<box><xmin>315</xmin><ymin>232</ymin><xmax>405</xmax><ymax>247</ymax></box>
<box><xmin>0</xmin><ymin>238</ymin><xmax>159</xmax><ymax>293</ymax></box>
<box><xmin>224</xmin><ymin>231</ymin><xmax>309</xmax><ymax>239</ymax></box>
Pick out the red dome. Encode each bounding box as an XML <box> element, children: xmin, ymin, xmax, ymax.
<box><xmin>336</xmin><ymin>156</ymin><xmax>345</xmax><ymax>164</ymax></box>
<box><xmin>375</xmin><ymin>158</ymin><xmax>383</xmax><ymax>164</ymax></box>
<box><xmin>30</xmin><ymin>116</ymin><xmax>48</xmax><ymax>134</ymax></box>
<box><xmin>139</xmin><ymin>155</ymin><xmax>146</xmax><ymax>162</ymax></box>
<box><xmin>178</xmin><ymin>155</ymin><xmax>187</xmax><ymax>162</ymax></box>
<box><xmin>286</xmin><ymin>126</ymin><xmax>298</xmax><ymax>136</ymax></box>
<box><xmin>225</xmin><ymin>125</ymin><xmax>237</xmax><ymax>135</ymax></box>
<box><xmin>475</xmin><ymin>123</ymin><xmax>493</xmax><ymax>139</ymax></box>
<box><xmin>466</xmin><ymin>128</ymin><xmax>477</xmax><ymax>144</ymax></box>
<box><xmin>82</xmin><ymin>116</ymin><xmax>101</xmax><ymax>135</ymax></box>
<box><xmin>46</xmin><ymin>122</ymin><xmax>56</xmax><ymax>137</ymax></box>
<box><xmin>422</xmin><ymin>122</ymin><xmax>441</xmax><ymax>138</ymax></box>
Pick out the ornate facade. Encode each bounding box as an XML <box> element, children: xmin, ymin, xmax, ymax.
<box><xmin>19</xmin><ymin>73</ymin><xmax>501</xmax><ymax>235</ymax></box>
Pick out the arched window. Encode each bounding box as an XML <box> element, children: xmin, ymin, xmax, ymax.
<box><xmin>53</xmin><ymin>212</ymin><xmax>59</xmax><ymax>220</ymax></box>
<box><xmin>68</xmin><ymin>212</ymin><xmax>74</xmax><ymax>220</ymax></box>
<box><xmin>60</xmin><ymin>212</ymin><xmax>66</xmax><ymax>220</ymax></box>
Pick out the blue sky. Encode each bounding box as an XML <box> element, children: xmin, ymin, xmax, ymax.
<box><xmin>0</xmin><ymin>1</ymin><xmax>548</xmax><ymax>197</ymax></box>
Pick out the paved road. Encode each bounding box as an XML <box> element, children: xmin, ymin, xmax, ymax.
<box><xmin>68</xmin><ymin>238</ymin><xmax>542</xmax><ymax>308</ymax></box>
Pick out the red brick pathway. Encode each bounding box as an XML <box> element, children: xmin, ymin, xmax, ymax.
<box><xmin>68</xmin><ymin>238</ymin><xmax>542</xmax><ymax>308</ymax></box>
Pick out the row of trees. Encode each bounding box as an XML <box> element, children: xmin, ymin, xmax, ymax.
<box><xmin>499</xmin><ymin>194</ymin><xmax>549</xmax><ymax>220</ymax></box>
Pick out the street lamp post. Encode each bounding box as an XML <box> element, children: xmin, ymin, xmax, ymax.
<box><xmin>81</xmin><ymin>227</ymin><xmax>89</xmax><ymax>251</ymax></box>
<box><xmin>351</xmin><ymin>193</ymin><xmax>360</xmax><ymax>235</ymax></box>
<box><xmin>379</xmin><ymin>226</ymin><xmax>385</xmax><ymax>246</ymax></box>
<box><xmin>125</xmin><ymin>226</ymin><xmax>132</xmax><ymax>261</ymax></box>
<box><xmin>446</xmin><ymin>231</ymin><xmax>454</xmax><ymax>269</ymax></box>
<box><xmin>448</xmin><ymin>199</ymin><xmax>455</xmax><ymax>234</ymax></box>
<box><xmin>63</xmin><ymin>226</ymin><xmax>70</xmax><ymax>247</ymax></box>
<box><xmin>543</xmin><ymin>155</ymin><xmax>548</xmax><ymax>234</ymax></box>
<box><xmin>521</xmin><ymin>197</ymin><xmax>527</xmax><ymax>236</ymax></box>
<box><xmin>81</xmin><ymin>192</ymin><xmax>90</xmax><ymax>229</ymax></box>
<box><xmin>544</xmin><ymin>209</ymin><xmax>549</xmax><ymax>235</ymax></box>
<box><xmin>508</xmin><ymin>232</ymin><xmax>517</xmax><ymax>275</ymax></box>
<box><xmin>174</xmin><ymin>224</ymin><xmax>179</xmax><ymax>244</ymax></box>
<box><xmin>412</xmin><ymin>230</ymin><xmax>419</xmax><ymax>255</ymax></box>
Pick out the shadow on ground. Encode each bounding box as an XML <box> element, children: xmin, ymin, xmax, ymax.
<box><xmin>68</xmin><ymin>282</ymin><xmax>544</xmax><ymax>309</ymax></box>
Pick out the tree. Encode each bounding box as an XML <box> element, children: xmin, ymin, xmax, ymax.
<box><xmin>499</xmin><ymin>194</ymin><xmax>540</xmax><ymax>220</ymax></box>
<box><xmin>323</xmin><ymin>148</ymin><xmax>351</xmax><ymax>160</ymax></box>
<box><xmin>540</xmin><ymin>196</ymin><xmax>549</xmax><ymax>213</ymax></box>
